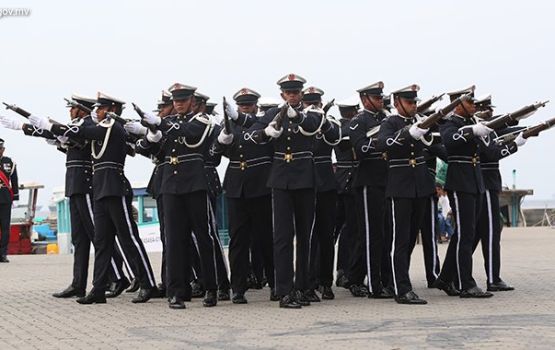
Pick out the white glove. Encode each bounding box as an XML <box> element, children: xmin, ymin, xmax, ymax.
<box><xmin>46</xmin><ymin>139</ymin><xmax>57</xmax><ymax>146</ymax></box>
<box><xmin>217</xmin><ymin>129</ymin><xmax>234</xmax><ymax>145</ymax></box>
<box><xmin>225</xmin><ymin>104</ymin><xmax>238</xmax><ymax>120</ymax></box>
<box><xmin>0</xmin><ymin>115</ymin><xmax>23</xmax><ymax>130</ymax></box>
<box><xmin>471</xmin><ymin>123</ymin><xmax>493</xmax><ymax>137</ymax></box>
<box><xmin>28</xmin><ymin>114</ymin><xmax>53</xmax><ymax>131</ymax></box>
<box><xmin>90</xmin><ymin>110</ymin><xmax>99</xmax><ymax>123</ymax></box>
<box><xmin>287</xmin><ymin>106</ymin><xmax>299</xmax><ymax>119</ymax></box>
<box><xmin>146</xmin><ymin>130</ymin><xmax>162</xmax><ymax>143</ymax></box>
<box><xmin>142</xmin><ymin>111</ymin><xmax>161</xmax><ymax>126</ymax></box>
<box><xmin>57</xmin><ymin>136</ymin><xmax>69</xmax><ymax>144</ymax></box>
<box><xmin>124</xmin><ymin>121</ymin><xmax>148</xmax><ymax>136</ymax></box>
<box><xmin>514</xmin><ymin>132</ymin><xmax>527</xmax><ymax>147</ymax></box>
<box><xmin>409</xmin><ymin>124</ymin><xmax>429</xmax><ymax>140</ymax></box>
<box><xmin>264</xmin><ymin>121</ymin><xmax>283</xmax><ymax>138</ymax></box>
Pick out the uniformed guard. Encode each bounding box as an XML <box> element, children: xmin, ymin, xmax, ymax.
<box><xmin>472</xmin><ymin>94</ymin><xmax>525</xmax><ymax>291</ymax></box>
<box><xmin>245</xmin><ymin>73</ymin><xmax>324</xmax><ymax>308</ymax></box>
<box><xmin>195</xmin><ymin>91</ymin><xmax>231</xmax><ymax>301</ymax></box>
<box><xmin>140</xmin><ymin>83</ymin><xmax>219</xmax><ymax>309</ymax></box>
<box><xmin>302</xmin><ymin>86</ymin><xmax>340</xmax><ymax>301</ymax></box>
<box><xmin>407</xmin><ymin>107</ymin><xmax>446</xmax><ymax>288</ymax></box>
<box><xmin>29</xmin><ymin>92</ymin><xmax>158</xmax><ymax>304</ymax></box>
<box><xmin>213</xmin><ymin>87</ymin><xmax>276</xmax><ymax>304</ymax></box>
<box><xmin>0</xmin><ymin>139</ymin><xmax>18</xmax><ymax>263</ymax></box>
<box><xmin>0</xmin><ymin>95</ymin><xmax>132</xmax><ymax>295</ymax></box>
<box><xmin>130</xmin><ymin>90</ymin><xmax>175</xmax><ymax>298</ymax></box>
<box><xmin>377</xmin><ymin>84</ymin><xmax>436</xmax><ymax>304</ymax></box>
<box><xmin>347</xmin><ymin>82</ymin><xmax>393</xmax><ymax>299</ymax></box>
<box><xmin>333</xmin><ymin>97</ymin><xmax>360</xmax><ymax>288</ymax></box>
<box><xmin>434</xmin><ymin>86</ymin><xmax>494</xmax><ymax>298</ymax></box>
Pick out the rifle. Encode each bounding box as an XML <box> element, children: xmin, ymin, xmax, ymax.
<box><xmin>497</xmin><ymin>117</ymin><xmax>555</xmax><ymax>145</ymax></box>
<box><xmin>3</xmin><ymin>102</ymin><xmax>86</xmax><ymax>148</ymax></box>
<box><xmin>418</xmin><ymin>94</ymin><xmax>472</xmax><ymax>129</ymax></box>
<box><xmin>485</xmin><ymin>100</ymin><xmax>549</xmax><ymax>130</ymax></box>
<box><xmin>64</xmin><ymin>98</ymin><xmax>92</xmax><ymax>114</ymax></box>
<box><xmin>249</xmin><ymin>104</ymin><xmax>288</xmax><ymax>144</ymax></box>
<box><xmin>417</xmin><ymin>94</ymin><xmax>445</xmax><ymax>113</ymax></box>
<box><xmin>323</xmin><ymin>99</ymin><xmax>335</xmax><ymax>115</ymax></box>
<box><xmin>222</xmin><ymin>97</ymin><xmax>232</xmax><ymax>134</ymax></box>
<box><xmin>131</xmin><ymin>103</ymin><xmax>157</xmax><ymax>133</ymax></box>
<box><xmin>474</xmin><ymin>110</ymin><xmax>493</xmax><ymax>120</ymax></box>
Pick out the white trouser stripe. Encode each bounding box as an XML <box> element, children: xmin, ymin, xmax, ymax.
<box><xmin>271</xmin><ymin>190</ymin><xmax>277</xmax><ymax>291</ymax></box>
<box><xmin>208</xmin><ymin>198</ymin><xmax>229</xmax><ymax>274</ymax></box>
<box><xmin>453</xmin><ymin>192</ymin><xmax>463</xmax><ymax>290</ymax></box>
<box><xmin>390</xmin><ymin>199</ymin><xmax>398</xmax><ymax>295</ymax></box>
<box><xmin>486</xmin><ymin>190</ymin><xmax>494</xmax><ymax>283</ymax></box>
<box><xmin>206</xmin><ymin>195</ymin><xmax>219</xmax><ymax>284</ymax></box>
<box><xmin>85</xmin><ymin>193</ymin><xmax>122</xmax><ymax>280</ymax></box>
<box><xmin>363</xmin><ymin>186</ymin><xmax>372</xmax><ymax>293</ymax></box>
<box><xmin>431</xmin><ymin>197</ymin><xmax>438</xmax><ymax>279</ymax></box>
<box><xmin>191</xmin><ymin>233</ymin><xmax>200</xmax><ymax>279</ymax></box>
<box><xmin>307</xmin><ymin>195</ymin><xmax>317</xmax><ymax>270</ymax></box>
<box><xmin>121</xmin><ymin>197</ymin><xmax>154</xmax><ymax>287</ymax></box>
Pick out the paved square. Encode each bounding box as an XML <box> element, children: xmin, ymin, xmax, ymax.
<box><xmin>1</xmin><ymin>227</ymin><xmax>554</xmax><ymax>349</ymax></box>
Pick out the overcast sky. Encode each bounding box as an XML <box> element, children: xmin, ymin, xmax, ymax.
<box><xmin>1</xmin><ymin>0</ymin><xmax>554</xmax><ymax>206</ymax></box>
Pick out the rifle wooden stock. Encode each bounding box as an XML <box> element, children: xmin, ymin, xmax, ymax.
<box><xmin>485</xmin><ymin>100</ymin><xmax>549</xmax><ymax>130</ymax></box>
<box><xmin>222</xmin><ymin>97</ymin><xmax>232</xmax><ymax>134</ymax></box>
<box><xmin>418</xmin><ymin>94</ymin><xmax>470</xmax><ymax>129</ymax></box>
<box><xmin>523</xmin><ymin>116</ymin><xmax>555</xmax><ymax>138</ymax></box>
<box><xmin>417</xmin><ymin>94</ymin><xmax>445</xmax><ymax>113</ymax></box>
<box><xmin>323</xmin><ymin>99</ymin><xmax>335</xmax><ymax>115</ymax></box>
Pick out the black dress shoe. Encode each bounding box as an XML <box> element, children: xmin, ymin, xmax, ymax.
<box><xmin>218</xmin><ymin>289</ymin><xmax>230</xmax><ymax>301</ymax></box>
<box><xmin>155</xmin><ymin>283</ymin><xmax>167</xmax><ymax>299</ymax></box>
<box><xmin>232</xmin><ymin>292</ymin><xmax>248</xmax><ymax>304</ymax></box>
<box><xmin>279</xmin><ymin>294</ymin><xmax>301</xmax><ymax>309</ymax></box>
<box><xmin>203</xmin><ymin>290</ymin><xmax>218</xmax><ymax>307</ymax></box>
<box><xmin>295</xmin><ymin>290</ymin><xmax>311</xmax><ymax>306</ymax></box>
<box><xmin>106</xmin><ymin>278</ymin><xmax>130</xmax><ymax>298</ymax></box>
<box><xmin>53</xmin><ymin>285</ymin><xmax>85</xmax><ymax>298</ymax></box>
<box><xmin>487</xmin><ymin>280</ymin><xmax>515</xmax><ymax>292</ymax></box>
<box><xmin>131</xmin><ymin>288</ymin><xmax>155</xmax><ymax>303</ymax></box>
<box><xmin>335</xmin><ymin>274</ymin><xmax>349</xmax><ymax>289</ymax></box>
<box><xmin>270</xmin><ymin>289</ymin><xmax>280</xmax><ymax>301</ymax></box>
<box><xmin>126</xmin><ymin>279</ymin><xmax>140</xmax><ymax>293</ymax></box>
<box><xmin>433</xmin><ymin>278</ymin><xmax>460</xmax><ymax>296</ymax></box>
<box><xmin>169</xmin><ymin>296</ymin><xmax>186</xmax><ymax>309</ymax></box>
<box><xmin>0</xmin><ymin>255</ymin><xmax>9</xmax><ymax>263</ymax></box>
<box><xmin>320</xmin><ymin>286</ymin><xmax>335</xmax><ymax>300</ymax></box>
<box><xmin>460</xmin><ymin>286</ymin><xmax>494</xmax><ymax>298</ymax></box>
<box><xmin>191</xmin><ymin>280</ymin><xmax>205</xmax><ymax>298</ymax></box>
<box><xmin>304</xmin><ymin>289</ymin><xmax>321</xmax><ymax>302</ymax></box>
<box><xmin>371</xmin><ymin>288</ymin><xmax>395</xmax><ymax>299</ymax></box>
<box><xmin>395</xmin><ymin>291</ymin><xmax>428</xmax><ymax>305</ymax></box>
<box><xmin>76</xmin><ymin>291</ymin><xmax>106</xmax><ymax>305</ymax></box>
<box><xmin>349</xmin><ymin>284</ymin><xmax>369</xmax><ymax>297</ymax></box>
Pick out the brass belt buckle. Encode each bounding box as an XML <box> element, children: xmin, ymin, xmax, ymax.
<box><xmin>240</xmin><ymin>161</ymin><xmax>246</xmax><ymax>171</ymax></box>
<box><xmin>472</xmin><ymin>157</ymin><xmax>477</xmax><ymax>166</ymax></box>
<box><xmin>409</xmin><ymin>158</ymin><xmax>416</xmax><ymax>167</ymax></box>
<box><xmin>284</xmin><ymin>153</ymin><xmax>293</xmax><ymax>163</ymax></box>
<box><xmin>169</xmin><ymin>156</ymin><xmax>178</xmax><ymax>165</ymax></box>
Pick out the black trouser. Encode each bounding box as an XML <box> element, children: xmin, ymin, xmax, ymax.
<box><xmin>348</xmin><ymin>186</ymin><xmax>386</xmax><ymax>294</ymax></box>
<box><xmin>335</xmin><ymin>193</ymin><xmax>357</xmax><ymax>274</ymax></box>
<box><xmin>408</xmin><ymin>195</ymin><xmax>441</xmax><ymax>285</ymax></box>
<box><xmin>156</xmin><ymin>196</ymin><xmax>167</xmax><ymax>288</ymax></box>
<box><xmin>0</xmin><ymin>203</ymin><xmax>11</xmax><ymax>257</ymax></box>
<box><xmin>474</xmin><ymin>190</ymin><xmax>502</xmax><ymax>284</ymax></box>
<box><xmin>249</xmin><ymin>233</ymin><xmax>266</xmax><ymax>283</ymax></box>
<box><xmin>164</xmin><ymin>191</ymin><xmax>217</xmax><ymax>299</ymax></box>
<box><xmin>438</xmin><ymin>191</ymin><xmax>482</xmax><ymax>291</ymax></box>
<box><xmin>272</xmin><ymin>188</ymin><xmax>315</xmax><ymax>296</ymax></box>
<box><xmin>309</xmin><ymin>190</ymin><xmax>337</xmax><ymax>289</ymax></box>
<box><xmin>388</xmin><ymin>197</ymin><xmax>427</xmax><ymax>296</ymax></box>
<box><xmin>69</xmin><ymin>194</ymin><xmax>127</xmax><ymax>291</ymax></box>
<box><xmin>207</xmin><ymin>194</ymin><xmax>230</xmax><ymax>290</ymax></box>
<box><xmin>228</xmin><ymin>194</ymin><xmax>274</xmax><ymax>293</ymax></box>
<box><xmin>91</xmin><ymin>196</ymin><xmax>156</xmax><ymax>293</ymax></box>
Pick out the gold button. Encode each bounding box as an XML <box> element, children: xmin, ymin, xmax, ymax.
<box><xmin>174</xmin><ymin>170</ymin><xmax>178</xmax><ymax>174</ymax></box>
<box><xmin>239</xmin><ymin>145</ymin><xmax>242</xmax><ymax>149</ymax></box>
<box><xmin>240</xmin><ymin>154</ymin><xmax>243</xmax><ymax>158</ymax></box>
<box><xmin>172</xmin><ymin>149</ymin><xmax>175</xmax><ymax>152</ymax></box>
<box><xmin>288</xmin><ymin>128</ymin><xmax>291</xmax><ymax>132</ymax></box>
<box><xmin>287</xmin><ymin>146</ymin><xmax>291</xmax><ymax>150</ymax></box>
<box><xmin>287</xmin><ymin>137</ymin><xmax>291</xmax><ymax>140</ymax></box>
